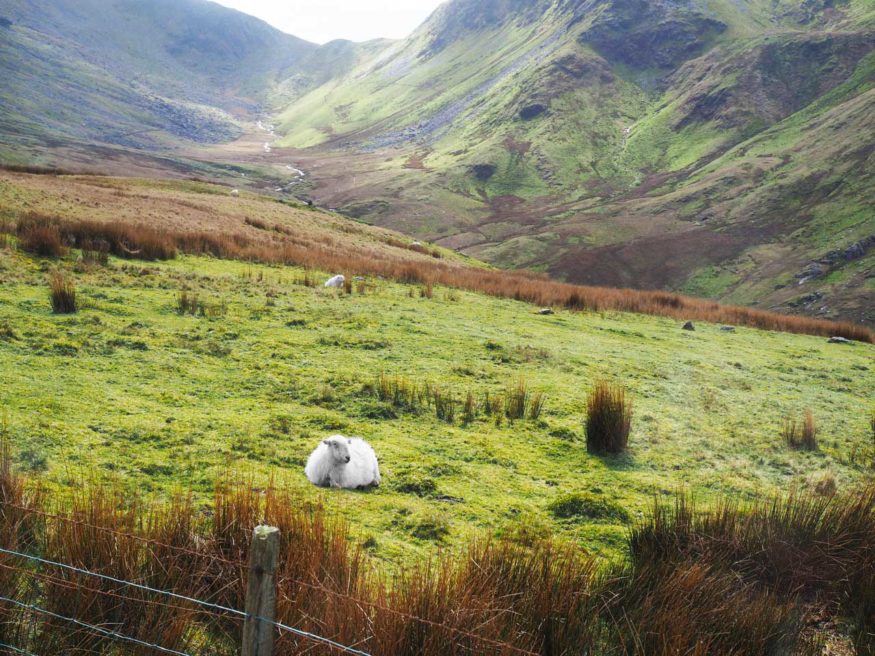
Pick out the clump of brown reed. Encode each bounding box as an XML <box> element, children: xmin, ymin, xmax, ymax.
<box><xmin>375</xmin><ymin>372</ymin><xmax>423</xmax><ymax>412</ymax></box>
<box><xmin>176</xmin><ymin>291</ymin><xmax>226</xmax><ymax>318</ymax></box>
<box><xmin>17</xmin><ymin>215</ymin><xmax>66</xmax><ymax>257</ymax></box>
<box><xmin>176</xmin><ymin>290</ymin><xmax>203</xmax><ymax>316</ymax></box>
<box><xmin>586</xmin><ymin>380</ymin><xmax>632</xmax><ymax>454</ymax></box>
<box><xmin>17</xmin><ymin>215</ymin><xmax>175</xmax><ymax>261</ymax></box>
<box><xmin>295</xmin><ymin>269</ymin><xmax>316</xmax><ymax>287</ymax></box>
<box><xmin>628</xmin><ymin>488</ymin><xmax>875</xmax><ymax>654</ymax></box>
<box><xmin>606</xmin><ymin>556</ymin><xmax>803</xmax><ymax>655</ymax></box>
<box><xmin>504</xmin><ymin>378</ymin><xmax>545</xmax><ymax>421</ymax></box>
<box><xmin>431</xmin><ymin>387</ymin><xmax>456</xmax><ymax>423</ymax></box>
<box><xmin>245</xmin><ymin>217</ymin><xmax>270</xmax><ymax>230</ymax></box>
<box><xmin>367</xmin><ymin>540</ymin><xmax>602</xmax><ymax>656</ymax></box>
<box><xmin>70</xmin><ymin>220</ymin><xmax>177</xmax><ymax>260</ymax></box>
<box><xmin>783</xmin><ymin>410</ymin><xmax>818</xmax><ymax>451</ymax></box>
<box><xmin>48</xmin><ymin>273</ymin><xmax>77</xmax><ymax>314</ymax></box>
<box><xmin>462</xmin><ymin>391</ymin><xmax>476</xmax><ymax>425</ymax></box>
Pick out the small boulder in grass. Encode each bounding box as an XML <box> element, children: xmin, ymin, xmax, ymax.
<box><xmin>828</xmin><ymin>336</ymin><xmax>852</xmax><ymax>344</ymax></box>
<box><xmin>720</xmin><ymin>326</ymin><xmax>736</xmax><ymax>333</ymax></box>
<box><xmin>538</xmin><ymin>308</ymin><xmax>555</xmax><ymax>315</ymax></box>
<box><xmin>683</xmin><ymin>321</ymin><xmax>695</xmax><ymax>331</ymax></box>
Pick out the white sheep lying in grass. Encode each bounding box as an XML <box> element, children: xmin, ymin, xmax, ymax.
<box><xmin>305</xmin><ymin>436</ymin><xmax>381</xmax><ymax>489</ymax></box>
<box><xmin>324</xmin><ymin>275</ymin><xmax>345</xmax><ymax>288</ymax></box>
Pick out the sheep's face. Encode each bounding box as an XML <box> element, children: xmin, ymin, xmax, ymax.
<box><xmin>324</xmin><ymin>437</ymin><xmax>352</xmax><ymax>465</ymax></box>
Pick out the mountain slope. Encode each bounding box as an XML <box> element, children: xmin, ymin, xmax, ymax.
<box><xmin>0</xmin><ymin>0</ymin><xmax>381</xmax><ymax>153</ymax></box>
<box><xmin>273</xmin><ymin>0</ymin><xmax>875</xmax><ymax>325</ymax></box>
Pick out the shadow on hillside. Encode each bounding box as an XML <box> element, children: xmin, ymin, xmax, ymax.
<box><xmin>597</xmin><ymin>452</ymin><xmax>636</xmax><ymax>471</ymax></box>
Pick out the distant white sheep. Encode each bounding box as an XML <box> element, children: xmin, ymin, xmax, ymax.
<box><xmin>230</xmin><ymin>189</ymin><xmax>239</xmax><ymax>197</ymax></box>
<box><xmin>305</xmin><ymin>436</ymin><xmax>380</xmax><ymax>489</ymax></box>
<box><xmin>324</xmin><ymin>275</ymin><xmax>345</xmax><ymax>288</ymax></box>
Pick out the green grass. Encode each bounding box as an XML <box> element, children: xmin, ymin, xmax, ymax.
<box><xmin>1</xmin><ymin>246</ymin><xmax>872</xmax><ymax>565</ymax></box>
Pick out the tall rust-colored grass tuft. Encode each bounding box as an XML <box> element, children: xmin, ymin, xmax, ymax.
<box><xmin>586</xmin><ymin>381</ymin><xmax>632</xmax><ymax>454</ymax></box>
<box><xmin>462</xmin><ymin>391</ymin><xmax>476</xmax><ymax>425</ymax></box>
<box><xmin>504</xmin><ymin>378</ymin><xmax>545</xmax><ymax>421</ymax></box>
<box><xmin>48</xmin><ymin>273</ymin><xmax>77</xmax><ymax>314</ymax></box>
<box><xmin>432</xmin><ymin>387</ymin><xmax>456</xmax><ymax>423</ymax></box>
<box><xmin>783</xmin><ymin>410</ymin><xmax>818</xmax><ymax>451</ymax></box>
<box><xmin>505</xmin><ymin>378</ymin><xmax>529</xmax><ymax>420</ymax></box>
<box><xmin>17</xmin><ymin>215</ymin><xmax>66</xmax><ymax>257</ymax></box>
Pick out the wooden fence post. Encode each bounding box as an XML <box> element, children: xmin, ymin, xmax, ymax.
<box><xmin>242</xmin><ymin>525</ymin><xmax>280</xmax><ymax>656</ymax></box>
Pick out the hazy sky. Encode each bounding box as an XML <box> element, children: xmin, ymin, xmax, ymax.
<box><xmin>210</xmin><ymin>0</ymin><xmax>446</xmax><ymax>44</ymax></box>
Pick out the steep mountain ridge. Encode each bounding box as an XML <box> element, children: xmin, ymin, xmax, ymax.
<box><xmin>273</xmin><ymin>0</ymin><xmax>874</xmax><ymax>325</ymax></box>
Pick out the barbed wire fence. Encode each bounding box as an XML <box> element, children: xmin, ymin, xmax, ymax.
<box><xmin>0</xmin><ymin>500</ymin><xmax>543</xmax><ymax>656</ymax></box>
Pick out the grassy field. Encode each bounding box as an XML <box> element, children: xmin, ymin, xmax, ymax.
<box><xmin>1</xmin><ymin>235</ymin><xmax>872</xmax><ymax>566</ymax></box>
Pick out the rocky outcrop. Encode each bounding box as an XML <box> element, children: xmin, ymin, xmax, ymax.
<box><xmin>578</xmin><ymin>0</ymin><xmax>727</xmax><ymax>72</ymax></box>
<box><xmin>471</xmin><ymin>164</ymin><xmax>497</xmax><ymax>181</ymax></box>
<box><xmin>818</xmin><ymin>235</ymin><xmax>875</xmax><ymax>265</ymax></box>
<box><xmin>796</xmin><ymin>236</ymin><xmax>875</xmax><ymax>282</ymax></box>
<box><xmin>674</xmin><ymin>33</ymin><xmax>873</xmax><ymax>131</ymax></box>
<box><xmin>519</xmin><ymin>104</ymin><xmax>548</xmax><ymax>120</ymax></box>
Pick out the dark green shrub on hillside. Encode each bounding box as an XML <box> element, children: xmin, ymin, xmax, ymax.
<box><xmin>586</xmin><ymin>380</ymin><xmax>632</xmax><ymax>454</ymax></box>
<box><xmin>409</xmin><ymin>515</ymin><xmax>450</xmax><ymax>542</ymax></box>
<box><xmin>548</xmin><ymin>492</ymin><xmax>630</xmax><ymax>522</ymax></box>
<box><xmin>394</xmin><ymin>474</ymin><xmax>438</xmax><ymax>498</ymax></box>
<box><xmin>0</xmin><ymin>321</ymin><xmax>17</xmax><ymax>341</ymax></box>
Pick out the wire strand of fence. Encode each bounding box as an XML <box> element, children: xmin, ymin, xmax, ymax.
<box><xmin>0</xmin><ymin>594</ymin><xmax>194</xmax><ymax>656</ymax></box>
<box><xmin>269</xmin><ymin>618</ymin><xmax>373</xmax><ymax>656</ymax></box>
<box><xmin>0</xmin><ymin>546</ymin><xmax>245</xmax><ymax>619</ymax></box>
<box><xmin>0</xmin><ymin>501</ymin><xmax>244</xmax><ymax>567</ymax></box>
<box><xmin>0</xmin><ymin>560</ymin><xmax>225</xmax><ymax>620</ymax></box>
<box><xmin>0</xmin><ymin>641</ymin><xmax>38</xmax><ymax>656</ymax></box>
